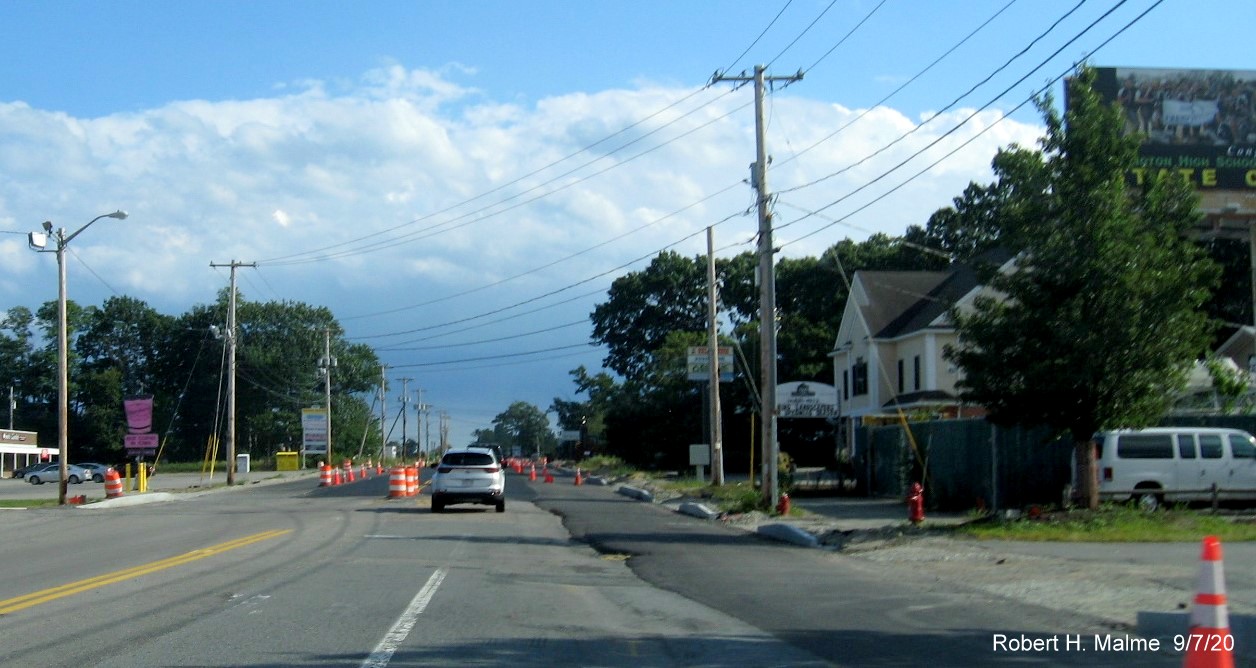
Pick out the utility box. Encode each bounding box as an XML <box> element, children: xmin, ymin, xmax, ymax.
<box><xmin>236</xmin><ymin>453</ymin><xmax>251</xmax><ymax>475</ymax></box>
<box><xmin>275</xmin><ymin>451</ymin><xmax>299</xmax><ymax>471</ymax></box>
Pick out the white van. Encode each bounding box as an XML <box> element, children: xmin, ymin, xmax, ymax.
<box><xmin>1079</xmin><ymin>427</ymin><xmax>1256</xmax><ymax>510</ymax></box>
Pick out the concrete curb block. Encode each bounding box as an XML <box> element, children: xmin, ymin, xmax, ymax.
<box><xmin>678</xmin><ymin>501</ymin><xmax>720</xmax><ymax>520</ymax></box>
<box><xmin>617</xmin><ymin>485</ymin><xmax>654</xmax><ymax>502</ymax></box>
<box><xmin>756</xmin><ymin>523</ymin><xmax>820</xmax><ymax>548</ymax></box>
<box><xmin>78</xmin><ymin>492</ymin><xmax>178</xmax><ymax>509</ymax></box>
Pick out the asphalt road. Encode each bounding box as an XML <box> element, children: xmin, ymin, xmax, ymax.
<box><xmin>0</xmin><ymin>468</ymin><xmax>1239</xmax><ymax>666</ymax></box>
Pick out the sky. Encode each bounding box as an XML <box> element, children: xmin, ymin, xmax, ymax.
<box><xmin>1</xmin><ymin>0</ymin><xmax>1252</xmax><ymax>452</ymax></box>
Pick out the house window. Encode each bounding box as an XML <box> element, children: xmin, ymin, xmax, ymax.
<box><xmin>913</xmin><ymin>355</ymin><xmax>921</xmax><ymax>391</ymax></box>
<box><xmin>852</xmin><ymin>358</ymin><xmax>868</xmax><ymax>396</ymax></box>
<box><xmin>842</xmin><ymin>370</ymin><xmax>849</xmax><ymax>400</ymax></box>
<box><xmin>897</xmin><ymin>360</ymin><xmax>904</xmax><ymax>393</ymax></box>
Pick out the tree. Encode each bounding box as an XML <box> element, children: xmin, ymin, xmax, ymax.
<box><xmin>491</xmin><ymin>402</ymin><xmax>554</xmax><ymax>458</ymax></box>
<box><xmin>946</xmin><ymin>67</ymin><xmax>1219</xmax><ymax>509</ymax></box>
<box><xmin>590</xmin><ymin>251</ymin><xmax>708</xmax><ymax>381</ymax></box>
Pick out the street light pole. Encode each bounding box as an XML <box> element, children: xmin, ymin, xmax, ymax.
<box><xmin>31</xmin><ymin>210</ymin><xmax>127</xmax><ymax>505</ymax></box>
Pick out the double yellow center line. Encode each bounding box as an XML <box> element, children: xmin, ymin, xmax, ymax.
<box><xmin>0</xmin><ymin>529</ymin><xmax>291</xmax><ymax>615</ymax></box>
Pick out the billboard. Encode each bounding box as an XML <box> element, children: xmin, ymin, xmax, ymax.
<box><xmin>301</xmin><ymin>408</ymin><xmax>328</xmax><ymax>454</ymax></box>
<box><xmin>1090</xmin><ymin>67</ymin><xmax>1256</xmax><ymax>191</ymax></box>
<box><xmin>686</xmin><ymin>346</ymin><xmax>734</xmax><ymax>382</ymax></box>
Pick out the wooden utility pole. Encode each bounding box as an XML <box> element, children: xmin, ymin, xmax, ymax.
<box><xmin>711</xmin><ymin>65</ymin><xmax>802</xmax><ymax>508</ymax></box>
<box><xmin>210</xmin><ymin>260</ymin><xmax>256</xmax><ymax>486</ymax></box>
<box><xmin>320</xmin><ymin>328</ymin><xmax>335</xmax><ymax>465</ymax></box>
<box><xmin>706</xmin><ymin>226</ymin><xmax>724</xmax><ymax>485</ymax></box>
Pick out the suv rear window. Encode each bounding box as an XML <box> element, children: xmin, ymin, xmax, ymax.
<box><xmin>441</xmin><ymin>452</ymin><xmax>495</xmax><ymax>467</ymax></box>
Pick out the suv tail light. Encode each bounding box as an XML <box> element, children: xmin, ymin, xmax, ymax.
<box><xmin>485</xmin><ymin>466</ymin><xmax>500</xmax><ymax>473</ymax></box>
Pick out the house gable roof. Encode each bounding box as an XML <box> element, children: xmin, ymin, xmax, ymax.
<box><xmin>856</xmin><ymin>266</ymin><xmax>982</xmax><ymax>339</ymax></box>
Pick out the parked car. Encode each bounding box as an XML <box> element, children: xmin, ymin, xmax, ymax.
<box><xmin>430</xmin><ymin>449</ymin><xmax>506</xmax><ymax>513</ymax></box>
<box><xmin>76</xmin><ymin>462</ymin><xmax>113</xmax><ymax>483</ymax></box>
<box><xmin>1076</xmin><ymin>427</ymin><xmax>1256</xmax><ymax>510</ymax></box>
<box><xmin>23</xmin><ymin>462</ymin><xmax>92</xmax><ymax>485</ymax></box>
<box><xmin>12</xmin><ymin>462</ymin><xmax>47</xmax><ymax>479</ymax></box>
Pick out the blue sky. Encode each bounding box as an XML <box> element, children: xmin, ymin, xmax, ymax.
<box><xmin>1</xmin><ymin>0</ymin><xmax>1252</xmax><ymax>451</ymax></box>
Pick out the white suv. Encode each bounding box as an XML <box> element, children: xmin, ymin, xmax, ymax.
<box><xmin>430</xmin><ymin>449</ymin><xmax>506</xmax><ymax>513</ymax></box>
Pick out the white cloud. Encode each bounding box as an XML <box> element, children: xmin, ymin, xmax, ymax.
<box><xmin>0</xmin><ymin>63</ymin><xmax>1047</xmax><ymax>390</ymax></box>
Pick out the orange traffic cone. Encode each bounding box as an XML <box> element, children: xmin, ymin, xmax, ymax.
<box><xmin>1184</xmin><ymin>535</ymin><xmax>1235</xmax><ymax>668</ymax></box>
<box><xmin>529</xmin><ymin>463</ymin><xmax>537</xmax><ymax>481</ymax></box>
<box><xmin>543</xmin><ymin>465</ymin><xmax>554</xmax><ymax>484</ymax></box>
<box><xmin>574</xmin><ymin>467</ymin><xmax>584</xmax><ymax>486</ymax></box>
<box><xmin>332</xmin><ymin>467</ymin><xmax>342</xmax><ymax>485</ymax></box>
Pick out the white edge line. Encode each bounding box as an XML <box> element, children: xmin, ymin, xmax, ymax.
<box><xmin>361</xmin><ymin>567</ymin><xmax>447</xmax><ymax>668</ymax></box>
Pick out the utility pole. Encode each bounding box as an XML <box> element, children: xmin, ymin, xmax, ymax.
<box><xmin>415</xmin><ymin>388</ymin><xmax>425</xmax><ymax>458</ymax></box>
<box><xmin>399</xmin><ymin>378</ymin><xmax>412</xmax><ymax>456</ymax></box>
<box><xmin>712</xmin><ymin>64</ymin><xmax>802</xmax><ymax>509</ymax></box>
<box><xmin>424</xmin><ymin>403</ymin><xmax>432</xmax><ymax>455</ymax></box>
<box><xmin>439</xmin><ymin>411</ymin><xmax>449</xmax><ymax>451</ymax></box>
<box><xmin>319</xmin><ymin>328</ymin><xmax>336</xmax><ymax>465</ymax></box>
<box><xmin>210</xmin><ymin>260</ymin><xmax>256</xmax><ymax>486</ymax></box>
<box><xmin>379</xmin><ymin>366</ymin><xmax>387</xmax><ymax>460</ymax></box>
<box><xmin>706</xmin><ymin>226</ymin><xmax>724</xmax><ymax>485</ymax></box>
<box><xmin>8</xmin><ymin>386</ymin><xmax>13</xmax><ymax>430</ymax></box>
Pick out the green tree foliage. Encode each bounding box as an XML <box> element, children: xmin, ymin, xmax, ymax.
<box><xmin>7</xmin><ymin>289</ymin><xmax>380</xmax><ymax>466</ymax></box>
<box><xmin>946</xmin><ymin>67</ymin><xmax>1219</xmax><ymax>509</ymax></box>
<box><xmin>590</xmin><ymin>251</ymin><xmax>708</xmax><ymax>381</ymax></box>
<box><xmin>490</xmin><ymin>401</ymin><xmax>554</xmax><ymax>457</ymax></box>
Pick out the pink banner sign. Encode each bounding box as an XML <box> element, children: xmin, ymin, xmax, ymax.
<box><xmin>124</xmin><ymin>396</ymin><xmax>154</xmax><ymax>434</ymax></box>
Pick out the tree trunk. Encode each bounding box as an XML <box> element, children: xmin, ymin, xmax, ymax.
<box><xmin>1074</xmin><ymin>439</ymin><xmax>1099</xmax><ymax>510</ymax></box>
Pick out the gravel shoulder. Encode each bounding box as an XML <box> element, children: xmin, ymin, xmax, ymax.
<box><xmin>605</xmin><ymin>473</ymin><xmax>1255</xmax><ymax>634</ymax></box>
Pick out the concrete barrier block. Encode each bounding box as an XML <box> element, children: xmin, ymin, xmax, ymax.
<box><xmin>617</xmin><ymin>485</ymin><xmax>654</xmax><ymax>502</ymax></box>
<box><xmin>678</xmin><ymin>501</ymin><xmax>719</xmax><ymax>520</ymax></box>
<box><xmin>757</xmin><ymin>523</ymin><xmax>819</xmax><ymax>548</ymax></box>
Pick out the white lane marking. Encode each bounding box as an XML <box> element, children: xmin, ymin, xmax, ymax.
<box><xmin>360</xmin><ymin>568</ymin><xmax>447</xmax><ymax>668</ymax></box>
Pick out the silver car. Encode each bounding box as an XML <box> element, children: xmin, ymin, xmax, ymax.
<box><xmin>75</xmin><ymin>462</ymin><xmax>113</xmax><ymax>483</ymax></box>
<box><xmin>430</xmin><ymin>449</ymin><xmax>506</xmax><ymax>513</ymax></box>
<box><xmin>24</xmin><ymin>462</ymin><xmax>91</xmax><ymax>485</ymax></box>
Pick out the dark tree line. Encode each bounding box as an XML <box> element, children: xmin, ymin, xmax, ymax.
<box><xmin>1</xmin><ymin>291</ymin><xmax>381</xmax><ymax>467</ymax></box>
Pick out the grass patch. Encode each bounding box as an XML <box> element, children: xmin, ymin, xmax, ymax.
<box><xmin>0</xmin><ymin>498</ymin><xmax>62</xmax><ymax>509</ymax></box>
<box><xmin>957</xmin><ymin>504</ymin><xmax>1256</xmax><ymax>542</ymax></box>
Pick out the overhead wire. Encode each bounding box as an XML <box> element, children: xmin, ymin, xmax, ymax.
<box><xmin>776</xmin><ymin>0</ymin><xmax>1089</xmax><ymax>196</ymax></box>
<box><xmin>352</xmin><ymin>2</ymin><xmax>1063</xmax><ymax>346</ymax></box>
<box><xmin>775</xmin><ymin>0</ymin><xmax>1164</xmax><ymax>250</ymax></box>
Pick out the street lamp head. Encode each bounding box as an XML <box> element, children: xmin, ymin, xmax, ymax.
<box><xmin>42</xmin><ymin>221</ymin><xmax>53</xmax><ymax>232</ymax></box>
<box><xmin>106</xmin><ymin>210</ymin><xmax>128</xmax><ymax>220</ymax></box>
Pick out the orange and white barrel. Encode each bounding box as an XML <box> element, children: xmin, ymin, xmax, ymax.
<box><xmin>388</xmin><ymin>467</ymin><xmax>408</xmax><ymax>498</ymax></box>
<box><xmin>104</xmin><ymin>469</ymin><xmax>124</xmax><ymax>499</ymax></box>
<box><xmin>319</xmin><ymin>465</ymin><xmax>333</xmax><ymax>487</ymax></box>
<box><xmin>405</xmin><ymin>466</ymin><xmax>418</xmax><ymax>496</ymax></box>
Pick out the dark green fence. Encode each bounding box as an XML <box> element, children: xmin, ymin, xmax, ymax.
<box><xmin>855</xmin><ymin>416</ymin><xmax>1256</xmax><ymax>512</ymax></box>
